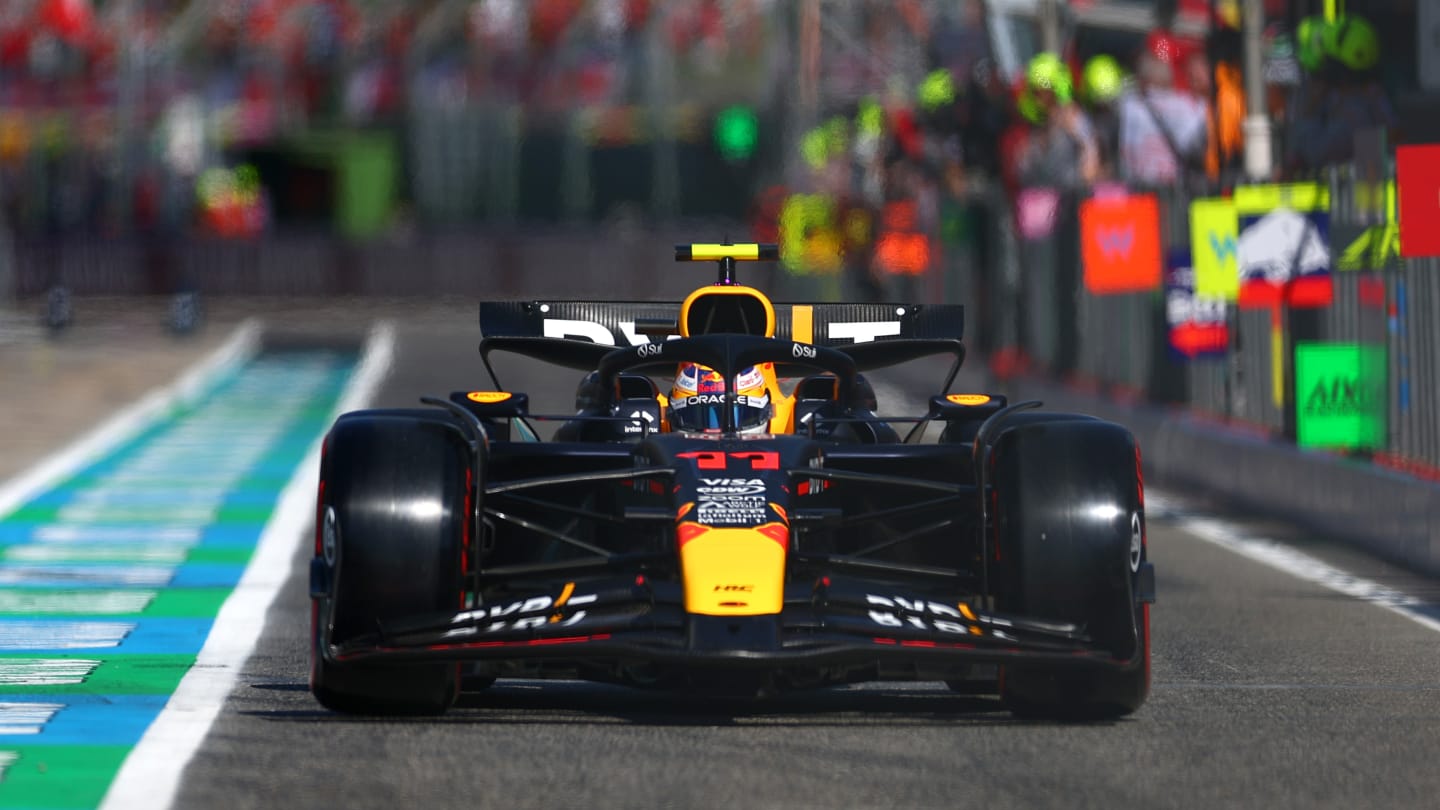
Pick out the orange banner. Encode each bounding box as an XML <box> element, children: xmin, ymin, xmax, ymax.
<box><xmin>873</xmin><ymin>200</ymin><xmax>931</xmax><ymax>276</ymax></box>
<box><xmin>1080</xmin><ymin>194</ymin><xmax>1162</xmax><ymax>294</ymax></box>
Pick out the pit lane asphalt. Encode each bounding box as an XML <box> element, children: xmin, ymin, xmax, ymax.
<box><xmin>174</xmin><ymin>313</ymin><xmax>1440</xmax><ymax>810</ymax></box>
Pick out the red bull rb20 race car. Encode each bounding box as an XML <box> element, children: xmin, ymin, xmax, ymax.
<box><xmin>309</xmin><ymin>243</ymin><xmax>1155</xmax><ymax>720</ymax></box>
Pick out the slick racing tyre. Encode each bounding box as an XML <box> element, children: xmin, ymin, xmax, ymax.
<box><xmin>988</xmin><ymin>417</ymin><xmax>1149</xmax><ymax>721</ymax></box>
<box><xmin>311</xmin><ymin>410</ymin><xmax>470</xmax><ymax>715</ymax></box>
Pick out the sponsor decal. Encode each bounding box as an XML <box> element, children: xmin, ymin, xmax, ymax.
<box><xmin>622</xmin><ymin>409</ymin><xmax>657</xmax><ymax>435</ymax></box>
<box><xmin>695</xmin><ymin>475</ymin><xmax>770</xmax><ymax>526</ymax></box>
<box><xmin>636</xmin><ymin>343</ymin><xmax>664</xmax><ymax>358</ymax></box>
<box><xmin>1165</xmin><ymin>250</ymin><xmax>1229</xmax><ymax>361</ymax></box>
<box><xmin>1234</xmin><ymin>183</ymin><xmax>1333</xmax><ymax>309</ymax></box>
<box><xmin>698</xmin><ymin>478</ymin><xmax>766</xmax><ymax>494</ymax></box>
<box><xmin>541</xmin><ymin>314</ymin><xmax>911</xmax><ymax>346</ymax></box>
<box><xmin>689</xmin><ymin>480</ymin><xmax>772</xmax><ymax>526</ymax></box>
<box><xmin>1294</xmin><ymin>342</ymin><xmax>1386</xmax><ymax>450</ymax></box>
<box><xmin>670</xmin><ymin>394</ymin><xmax>768</xmax><ymax>415</ymax></box>
<box><xmin>677</xmin><ymin>450</ymin><xmax>780</xmax><ymax>471</ymax></box>
<box><xmin>1080</xmin><ymin>193</ymin><xmax>1163</xmax><ymax>294</ymax></box>
<box><xmin>542</xmin><ymin>318</ymin><xmax>664</xmax><ymax>346</ymax></box>
<box><xmin>792</xmin><ymin>343</ymin><xmax>817</xmax><ymax>359</ymax></box>
<box><xmin>864</xmin><ymin>594</ymin><xmax>985</xmax><ymax>637</ymax></box>
<box><xmin>446</xmin><ymin>584</ymin><xmax>598</xmax><ymax>636</ymax></box>
<box><xmin>1095</xmin><ymin>225</ymin><xmax>1134</xmax><ymax>259</ymax></box>
<box><xmin>1303</xmin><ymin>378</ymin><xmax>1375</xmax><ymax>417</ymax></box>
<box><xmin>945</xmin><ymin>394</ymin><xmax>991</xmax><ymax>406</ymax></box>
<box><xmin>827</xmin><ymin>321</ymin><xmax>901</xmax><ymax>343</ymax></box>
<box><xmin>466</xmin><ymin>391</ymin><xmax>512</xmax><ymax>403</ymax></box>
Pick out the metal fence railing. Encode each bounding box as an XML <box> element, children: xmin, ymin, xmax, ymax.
<box><xmin>968</xmin><ymin>163</ymin><xmax>1440</xmax><ymax>475</ymax></box>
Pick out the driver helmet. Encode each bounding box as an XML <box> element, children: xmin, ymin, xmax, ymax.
<box><xmin>669</xmin><ymin>362</ymin><xmax>772</xmax><ymax>435</ymax></box>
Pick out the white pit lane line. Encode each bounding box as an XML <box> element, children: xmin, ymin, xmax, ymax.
<box><xmin>100</xmin><ymin>322</ymin><xmax>395</xmax><ymax>810</ymax></box>
<box><xmin>1146</xmin><ymin>492</ymin><xmax>1440</xmax><ymax>636</ymax></box>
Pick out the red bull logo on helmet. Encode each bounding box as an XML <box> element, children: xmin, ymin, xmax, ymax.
<box><xmin>675</xmin><ymin>364</ymin><xmax>766</xmax><ymax>397</ymax></box>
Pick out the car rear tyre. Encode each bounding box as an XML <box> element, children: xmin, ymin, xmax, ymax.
<box><xmin>311</xmin><ymin>411</ymin><xmax>470</xmax><ymax>716</ymax></box>
<box><xmin>988</xmin><ymin>417</ymin><xmax>1149</xmax><ymax>721</ymax></box>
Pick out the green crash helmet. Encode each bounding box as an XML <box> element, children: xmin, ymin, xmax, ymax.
<box><xmin>1026</xmin><ymin>52</ymin><xmax>1074</xmax><ymax>104</ymax></box>
<box><xmin>1081</xmin><ymin>54</ymin><xmax>1125</xmax><ymax>105</ymax></box>
<box><xmin>1295</xmin><ymin>16</ymin><xmax>1330</xmax><ymax>72</ymax></box>
<box><xmin>1323</xmin><ymin>14</ymin><xmax>1380</xmax><ymax>72</ymax></box>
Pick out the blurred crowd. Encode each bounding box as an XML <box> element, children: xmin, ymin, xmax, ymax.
<box><xmin>0</xmin><ymin>0</ymin><xmax>1406</xmax><ymax>261</ymax></box>
<box><xmin>754</xmin><ymin>0</ymin><xmax>1400</xmax><ymax>297</ymax></box>
<box><xmin>0</xmin><ymin>0</ymin><xmax>778</xmax><ymax>242</ymax></box>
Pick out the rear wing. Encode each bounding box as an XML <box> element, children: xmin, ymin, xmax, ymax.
<box><xmin>479</xmin><ymin>301</ymin><xmax>964</xmax><ymax>349</ymax></box>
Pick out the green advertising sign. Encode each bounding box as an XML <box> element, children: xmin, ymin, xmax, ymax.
<box><xmin>1295</xmin><ymin>342</ymin><xmax>1387</xmax><ymax>450</ymax></box>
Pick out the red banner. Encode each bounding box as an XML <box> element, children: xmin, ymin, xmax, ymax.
<box><xmin>1397</xmin><ymin>144</ymin><xmax>1440</xmax><ymax>258</ymax></box>
<box><xmin>1080</xmin><ymin>193</ymin><xmax>1162</xmax><ymax>294</ymax></box>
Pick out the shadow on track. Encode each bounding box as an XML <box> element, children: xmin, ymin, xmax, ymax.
<box><xmin>244</xmin><ymin>680</ymin><xmax>1135</xmax><ymax>729</ymax></box>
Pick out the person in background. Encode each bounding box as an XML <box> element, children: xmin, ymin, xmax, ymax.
<box><xmin>1285</xmin><ymin>13</ymin><xmax>1393</xmax><ymax>175</ymax></box>
<box><xmin>1078</xmin><ymin>54</ymin><xmax>1126</xmax><ymax>181</ymax></box>
<box><xmin>1143</xmin><ymin>0</ymin><xmax>1204</xmax><ymax>93</ymax></box>
<box><xmin>1203</xmin><ymin>2</ymin><xmax>1246</xmax><ymax>183</ymax></box>
<box><xmin>1117</xmin><ymin>43</ymin><xmax>1207</xmax><ymax>188</ymax></box>
<box><xmin>1014</xmin><ymin>52</ymin><xmax>1098</xmax><ymax>190</ymax></box>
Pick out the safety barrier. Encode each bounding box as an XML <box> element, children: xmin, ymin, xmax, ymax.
<box><xmin>974</xmin><ymin>161</ymin><xmax>1440</xmax><ymax>476</ymax></box>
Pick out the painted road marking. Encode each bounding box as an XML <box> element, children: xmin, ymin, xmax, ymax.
<box><xmin>1150</xmin><ymin>493</ymin><xmax>1440</xmax><ymax>635</ymax></box>
<box><xmin>0</xmin><ymin>321</ymin><xmax>384</xmax><ymax>809</ymax></box>
<box><xmin>5</xmin><ymin>546</ymin><xmax>188</xmax><ymax>564</ymax></box>
<box><xmin>28</xmin><ymin>526</ymin><xmax>202</xmax><ymax>543</ymax></box>
<box><xmin>101</xmin><ymin>322</ymin><xmax>395</xmax><ymax>810</ymax></box>
<box><xmin>0</xmin><ymin>591</ymin><xmax>155</xmax><ymax>614</ymax></box>
<box><xmin>0</xmin><ymin>565</ymin><xmax>176</xmax><ymax>588</ymax></box>
<box><xmin>0</xmin><ymin>322</ymin><xmax>261</xmax><ymax>521</ymax></box>
<box><xmin>0</xmin><ymin>696</ymin><xmax>169</xmax><ymax>746</ymax></box>
<box><xmin>0</xmin><ymin>622</ymin><xmax>134</xmax><ymax>650</ymax></box>
<box><xmin>0</xmin><ymin>703</ymin><xmax>62</xmax><ymax>735</ymax></box>
<box><xmin>0</xmin><ymin>660</ymin><xmax>101</xmax><ymax>686</ymax></box>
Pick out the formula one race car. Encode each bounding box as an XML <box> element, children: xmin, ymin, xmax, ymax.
<box><xmin>309</xmin><ymin>243</ymin><xmax>1155</xmax><ymax>720</ymax></box>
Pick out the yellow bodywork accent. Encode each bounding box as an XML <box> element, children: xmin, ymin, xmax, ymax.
<box><xmin>958</xmin><ymin>602</ymin><xmax>976</xmax><ymax>621</ymax></box>
<box><xmin>680</xmin><ymin>527</ymin><xmax>786</xmax><ymax>615</ymax></box>
<box><xmin>554</xmin><ymin>581</ymin><xmax>575</xmax><ymax>608</ymax></box>
<box><xmin>549</xmin><ymin>581</ymin><xmax>576</xmax><ymax>623</ymax></box>
<box><xmin>770</xmin><ymin>384</ymin><xmax>796</xmax><ymax>434</ymax></box>
<box><xmin>791</xmin><ymin>305</ymin><xmax>814</xmax><ymax>344</ymax></box>
<box><xmin>678</xmin><ymin>285</ymin><xmax>776</xmax><ymax>338</ymax></box>
<box><xmin>685</xmin><ymin>243</ymin><xmax>764</xmax><ymax>261</ymax></box>
<box><xmin>1271</xmin><ymin>318</ymin><xmax>1285</xmax><ymax>408</ymax></box>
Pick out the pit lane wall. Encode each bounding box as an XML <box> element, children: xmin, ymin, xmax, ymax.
<box><xmin>923</xmin><ymin>157</ymin><xmax>1440</xmax><ymax>578</ymax></box>
<box><xmin>998</xmin><ymin>373</ymin><xmax>1440</xmax><ymax>578</ymax></box>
